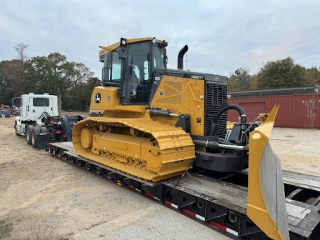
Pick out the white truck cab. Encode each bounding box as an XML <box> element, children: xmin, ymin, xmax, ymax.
<box><xmin>15</xmin><ymin>93</ymin><xmax>58</xmax><ymax>136</ymax></box>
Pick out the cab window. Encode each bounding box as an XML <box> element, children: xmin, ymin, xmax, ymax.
<box><xmin>125</xmin><ymin>42</ymin><xmax>151</xmax><ymax>103</ymax></box>
<box><xmin>33</xmin><ymin>98</ymin><xmax>49</xmax><ymax>107</ymax></box>
<box><xmin>144</xmin><ymin>61</ymin><xmax>149</xmax><ymax>80</ymax></box>
<box><xmin>102</xmin><ymin>50</ymin><xmax>122</xmax><ymax>83</ymax></box>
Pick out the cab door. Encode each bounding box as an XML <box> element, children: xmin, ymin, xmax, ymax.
<box><xmin>22</xmin><ymin>97</ymin><xmax>27</xmax><ymax>118</ymax></box>
<box><xmin>28</xmin><ymin>97</ymin><xmax>36</xmax><ymax>120</ymax></box>
<box><xmin>122</xmin><ymin>42</ymin><xmax>151</xmax><ymax>105</ymax></box>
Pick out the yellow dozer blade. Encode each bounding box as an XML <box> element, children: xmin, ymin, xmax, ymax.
<box><xmin>247</xmin><ymin>104</ymin><xmax>289</xmax><ymax>240</ymax></box>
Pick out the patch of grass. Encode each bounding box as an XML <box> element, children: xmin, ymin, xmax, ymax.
<box><xmin>0</xmin><ymin>220</ymin><xmax>13</xmax><ymax>238</ymax></box>
<box><xmin>57</xmin><ymin>237</ymin><xmax>69</xmax><ymax>240</ymax></box>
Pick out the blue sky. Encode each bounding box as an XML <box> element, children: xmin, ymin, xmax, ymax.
<box><xmin>1</xmin><ymin>0</ymin><xmax>319</xmax><ymax>77</ymax></box>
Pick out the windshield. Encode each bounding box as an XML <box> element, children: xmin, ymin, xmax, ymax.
<box><xmin>102</xmin><ymin>50</ymin><xmax>122</xmax><ymax>83</ymax></box>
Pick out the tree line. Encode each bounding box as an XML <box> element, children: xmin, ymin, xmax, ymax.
<box><xmin>228</xmin><ymin>57</ymin><xmax>320</xmax><ymax>92</ymax></box>
<box><xmin>0</xmin><ymin>43</ymin><xmax>100</xmax><ymax>111</ymax></box>
<box><xmin>1</xmin><ymin>43</ymin><xmax>319</xmax><ymax>110</ymax></box>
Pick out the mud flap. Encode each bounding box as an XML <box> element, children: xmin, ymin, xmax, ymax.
<box><xmin>247</xmin><ymin>104</ymin><xmax>289</xmax><ymax>240</ymax></box>
<box><xmin>36</xmin><ymin>133</ymin><xmax>50</xmax><ymax>150</ymax></box>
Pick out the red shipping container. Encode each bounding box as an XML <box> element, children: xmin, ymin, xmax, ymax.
<box><xmin>227</xmin><ymin>94</ymin><xmax>320</xmax><ymax>128</ymax></box>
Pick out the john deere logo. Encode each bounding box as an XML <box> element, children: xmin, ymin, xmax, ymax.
<box><xmin>95</xmin><ymin>93</ymin><xmax>101</xmax><ymax>104</ymax></box>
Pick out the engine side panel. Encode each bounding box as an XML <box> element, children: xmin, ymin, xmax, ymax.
<box><xmin>150</xmin><ymin>76</ymin><xmax>205</xmax><ymax>136</ymax></box>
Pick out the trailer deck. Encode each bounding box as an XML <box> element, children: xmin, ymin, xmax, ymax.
<box><xmin>46</xmin><ymin>142</ymin><xmax>320</xmax><ymax>240</ymax></box>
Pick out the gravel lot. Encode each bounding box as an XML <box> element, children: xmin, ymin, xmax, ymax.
<box><xmin>0</xmin><ymin>116</ymin><xmax>319</xmax><ymax>240</ymax></box>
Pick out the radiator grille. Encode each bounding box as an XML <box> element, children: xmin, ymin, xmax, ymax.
<box><xmin>205</xmin><ymin>82</ymin><xmax>227</xmax><ymax>137</ymax></box>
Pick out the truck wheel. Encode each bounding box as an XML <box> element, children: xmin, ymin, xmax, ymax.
<box><xmin>40</xmin><ymin>127</ymin><xmax>48</xmax><ymax>133</ymax></box>
<box><xmin>26</xmin><ymin>126</ymin><xmax>29</xmax><ymax>141</ymax></box>
<box><xmin>14</xmin><ymin>120</ymin><xmax>20</xmax><ymax>136</ymax></box>
<box><xmin>26</xmin><ymin>125</ymin><xmax>34</xmax><ymax>145</ymax></box>
<box><xmin>31</xmin><ymin>127</ymin><xmax>40</xmax><ymax>148</ymax></box>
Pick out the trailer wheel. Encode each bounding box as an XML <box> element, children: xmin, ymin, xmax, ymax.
<box><xmin>26</xmin><ymin>125</ymin><xmax>34</xmax><ymax>145</ymax></box>
<box><xmin>31</xmin><ymin>127</ymin><xmax>40</xmax><ymax>148</ymax></box>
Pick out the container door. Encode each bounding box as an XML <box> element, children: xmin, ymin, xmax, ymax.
<box><xmin>240</xmin><ymin>102</ymin><xmax>266</xmax><ymax>122</ymax></box>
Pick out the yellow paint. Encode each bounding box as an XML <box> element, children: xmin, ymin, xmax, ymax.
<box><xmin>151</xmin><ymin>76</ymin><xmax>205</xmax><ymax>136</ymax></box>
<box><xmin>78</xmin><ymin>75</ymin><xmax>224</xmax><ymax>181</ymax></box>
<box><xmin>73</xmin><ymin>117</ymin><xmax>195</xmax><ymax>182</ymax></box>
<box><xmin>90</xmin><ymin>86</ymin><xmax>120</xmax><ymax>110</ymax></box>
<box><xmin>226</xmin><ymin>121</ymin><xmax>235</xmax><ymax>130</ymax></box>
<box><xmin>247</xmin><ymin>104</ymin><xmax>287</xmax><ymax>240</ymax></box>
<box><xmin>90</xmin><ymin>86</ymin><xmax>147</xmax><ymax>117</ymax></box>
<box><xmin>99</xmin><ymin>37</ymin><xmax>164</xmax><ymax>56</ymax></box>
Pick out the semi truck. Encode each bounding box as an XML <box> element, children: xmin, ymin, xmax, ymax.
<box><xmin>14</xmin><ymin>93</ymin><xmax>85</xmax><ymax>149</ymax></box>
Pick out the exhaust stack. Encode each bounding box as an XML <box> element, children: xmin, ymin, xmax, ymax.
<box><xmin>177</xmin><ymin>45</ymin><xmax>188</xmax><ymax>70</ymax></box>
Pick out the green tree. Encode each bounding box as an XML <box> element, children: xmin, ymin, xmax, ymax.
<box><xmin>14</xmin><ymin>43</ymin><xmax>28</xmax><ymax>96</ymax></box>
<box><xmin>228</xmin><ymin>75</ymin><xmax>239</xmax><ymax>92</ymax></box>
<box><xmin>0</xmin><ymin>43</ymin><xmax>28</xmax><ymax>104</ymax></box>
<box><xmin>0</xmin><ymin>43</ymin><xmax>99</xmax><ymax>111</ymax></box>
<box><xmin>305</xmin><ymin>66</ymin><xmax>320</xmax><ymax>86</ymax></box>
<box><xmin>249</xmin><ymin>74</ymin><xmax>259</xmax><ymax>90</ymax></box>
<box><xmin>62</xmin><ymin>63</ymin><xmax>95</xmax><ymax>110</ymax></box>
<box><xmin>257</xmin><ymin>57</ymin><xmax>306</xmax><ymax>89</ymax></box>
<box><xmin>228</xmin><ymin>68</ymin><xmax>251</xmax><ymax>91</ymax></box>
<box><xmin>64</xmin><ymin>77</ymin><xmax>100</xmax><ymax>111</ymax></box>
<box><xmin>71</xmin><ymin>62</ymin><xmax>94</xmax><ymax>85</ymax></box>
<box><xmin>23</xmin><ymin>52</ymin><xmax>96</xmax><ymax>111</ymax></box>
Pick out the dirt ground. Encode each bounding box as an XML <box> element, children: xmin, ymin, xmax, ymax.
<box><xmin>0</xmin><ymin>116</ymin><xmax>319</xmax><ymax>240</ymax></box>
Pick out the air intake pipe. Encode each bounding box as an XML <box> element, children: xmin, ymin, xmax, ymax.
<box><xmin>177</xmin><ymin>45</ymin><xmax>188</xmax><ymax>70</ymax></box>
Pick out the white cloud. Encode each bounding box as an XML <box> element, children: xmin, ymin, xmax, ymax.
<box><xmin>0</xmin><ymin>0</ymin><xmax>319</xmax><ymax>77</ymax></box>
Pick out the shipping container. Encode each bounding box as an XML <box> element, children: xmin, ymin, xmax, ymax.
<box><xmin>227</xmin><ymin>94</ymin><xmax>320</xmax><ymax>128</ymax></box>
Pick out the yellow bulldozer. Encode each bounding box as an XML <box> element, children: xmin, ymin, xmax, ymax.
<box><xmin>72</xmin><ymin>37</ymin><xmax>289</xmax><ymax>240</ymax></box>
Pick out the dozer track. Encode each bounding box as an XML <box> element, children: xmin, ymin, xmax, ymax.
<box><xmin>72</xmin><ymin>117</ymin><xmax>195</xmax><ymax>182</ymax></box>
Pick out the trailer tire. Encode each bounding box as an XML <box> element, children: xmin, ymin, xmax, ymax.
<box><xmin>31</xmin><ymin>127</ymin><xmax>40</xmax><ymax>148</ymax></box>
<box><xmin>26</xmin><ymin>125</ymin><xmax>34</xmax><ymax>145</ymax></box>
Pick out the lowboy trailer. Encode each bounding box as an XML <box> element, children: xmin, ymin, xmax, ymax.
<box><xmin>46</xmin><ymin>141</ymin><xmax>320</xmax><ymax>240</ymax></box>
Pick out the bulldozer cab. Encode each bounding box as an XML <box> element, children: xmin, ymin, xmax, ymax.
<box><xmin>100</xmin><ymin>38</ymin><xmax>167</xmax><ymax>105</ymax></box>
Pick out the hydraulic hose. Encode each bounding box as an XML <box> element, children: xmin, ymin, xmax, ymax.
<box><xmin>209</xmin><ymin>104</ymin><xmax>246</xmax><ymax>136</ymax></box>
<box><xmin>213</xmin><ymin>104</ymin><xmax>246</xmax><ymax>124</ymax></box>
